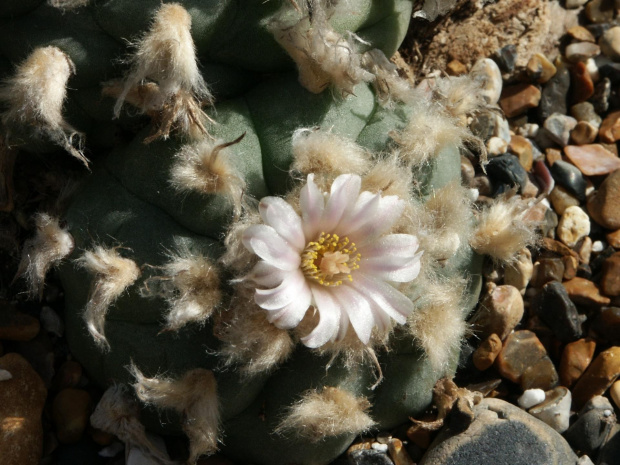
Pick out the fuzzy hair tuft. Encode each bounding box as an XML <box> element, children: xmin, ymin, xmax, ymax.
<box><xmin>470</xmin><ymin>192</ymin><xmax>540</xmax><ymax>264</ymax></box>
<box><xmin>275</xmin><ymin>386</ymin><xmax>375</xmax><ymax>440</ymax></box>
<box><xmin>0</xmin><ymin>46</ymin><xmax>88</xmax><ymax>167</ymax></box>
<box><xmin>170</xmin><ymin>136</ymin><xmax>246</xmax><ymax>218</ymax></box>
<box><xmin>77</xmin><ymin>246</ymin><xmax>140</xmax><ymax>350</ymax></box>
<box><xmin>15</xmin><ymin>213</ymin><xmax>74</xmax><ymax>300</ymax></box>
<box><xmin>130</xmin><ymin>365</ymin><xmax>219</xmax><ymax>463</ymax></box>
<box><xmin>48</xmin><ymin>0</ymin><xmax>90</xmax><ymax>9</ymax></box>
<box><xmin>91</xmin><ymin>385</ymin><xmax>174</xmax><ymax>465</ymax></box>
<box><xmin>220</xmin><ymin>208</ymin><xmax>262</xmax><ymax>273</ymax></box>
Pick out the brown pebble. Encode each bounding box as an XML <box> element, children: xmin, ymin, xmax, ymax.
<box><xmin>473</xmin><ymin>285</ymin><xmax>524</xmax><ymax>340</ymax></box>
<box><xmin>526</xmin><ymin>53</ymin><xmax>557</xmax><ymax>84</ymax></box>
<box><xmin>504</xmin><ymin>248</ymin><xmax>534</xmax><ymax>292</ymax></box>
<box><xmin>545</xmin><ymin>148</ymin><xmax>562</xmax><ymax>166</ymax></box>
<box><xmin>576</xmin><ymin>236</ymin><xmax>593</xmax><ymax>264</ymax></box>
<box><xmin>564</xmin><ymin>144</ymin><xmax>620</xmax><ymax>176</ymax></box>
<box><xmin>461</xmin><ymin>156</ymin><xmax>475</xmax><ymax>186</ymax></box>
<box><xmin>0</xmin><ymin>353</ymin><xmax>47</xmax><ymax>465</ymax></box>
<box><xmin>473</xmin><ymin>333</ymin><xmax>503</xmax><ymax>371</ymax></box>
<box><xmin>563</xmin><ymin>255</ymin><xmax>579</xmax><ymax>280</ymax></box>
<box><xmin>52</xmin><ymin>360</ymin><xmax>82</xmax><ymax>391</ymax></box>
<box><xmin>601</xmin><ymin>252</ymin><xmax>620</xmax><ymax>296</ymax></box>
<box><xmin>541</xmin><ymin>237</ymin><xmax>580</xmax><ymax>260</ymax></box>
<box><xmin>563</xmin><ymin>277</ymin><xmax>611</xmax><ymax>306</ymax></box>
<box><xmin>585</xmin><ymin>0</ymin><xmax>615</xmax><ymax>23</ymax></box>
<box><xmin>347</xmin><ymin>440</ymin><xmax>373</xmax><ymax>453</ymax></box>
<box><xmin>567</xmin><ymin>26</ymin><xmax>596</xmax><ymax>43</ymax></box>
<box><xmin>559</xmin><ymin>338</ymin><xmax>596</xmax><ymax>387</ymax></box>
<box><xmin>549</xmin><ymin>185</ymin><xmax>580</xmax><ymax>216</ymax></box>
<box><xmin>599</xmin><ymin>110</ymin><xmax>620</xmax><ymax>143</ymax></box>
<box><xmin>388</xmin><ymin>438</ymin><xmax>415</xmax><ymax>465</ymax></box>
<box><xmin>587</xmin><ymin>169</ymin><xmax>620</xmax><ymax>229</ymax></box>
<box><xmin>0</xmin><ymin>309</ymin><xmax>40</xmax><ymax>342</ymax></box>
<box><xmin>592</xmin><ymin>307</ymin><xmax>620</xmax><ymax>343</ymax></box>
<box><xmin>571</xmin><ymin>62</ymin><xmax>594</xmax><ymax>103</ymax></box>
<box><xmin>500</xmin><ymin>84</ymin><xmax>541</xmax><ymax>118</ymax></box>
<box><xmin>52</xmin><ymin>388</ymin><xmax>92</xmax><ymax>444</ymax></box>
<box><xmin>531</xmin><ymin>258</ymin><xmax>565</xmax><ymax>288</ymax></box>
<box><xmin>496</xmin><ymin>330</ymin><xmax>559</xmax><ymax>391</ymax></box>
<box><xmin>606</xmin><ymin>229</ymin><xmax>620</xmax><ymax>248</ymax></box>
<box><xmin>406</xmin><ymin>423</ymin><xmax>432</xmax><ymax>449</ymax></box>
<box><xmin>509</xmin><ymin>135</ymin><xmax>533</xmax><ymax>171</ymax></box>
<box><xmin>570</xmin><ymin>121</ymin><xmax>598</xmax><ymax>145</ymax></box>
<box><xmin>572</xmin><ymin>346</ymin><xmax>620</xmax><ymax>409</ymax></box>
<box><xmin>447</xmin><ymin>59</ymin><xmax>468</xmax><ymax>76</ymax></box>
<box><xmin>610</xmin><ymin>380</ymin><xmax>620</xmax><ymax>409</ymax></box>
<box><xmin>89</xmin><ymin>426</ymin><xmax>115</xmax><ymax>446</ymax></box>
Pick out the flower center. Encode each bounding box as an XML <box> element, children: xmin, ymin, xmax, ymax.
<box><xmin>300</xmin><ymin>232</ymin><xmax>361</xmax><ymax>286</ymax></box>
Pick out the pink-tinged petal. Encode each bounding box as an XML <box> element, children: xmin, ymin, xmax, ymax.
<box><xmin>369</xmin><ymin>300</ymin><xmax>392</xmax><ymax>333</ymax></box>
<box><xmin>259</xmin><ymin>197</ymin><xmax>305</xmax><ymax>252</ymax></box>
<box><xmin>246</xmin><ymin>261</ymin><xmax>287</xmax><ymax>288</ymax></box>
<box><xmin>255</xmin><ymin>270</ymin><xmax>306</xmax><ymax>310</ymax></box>
<box><xmin>267</xmin><ymin>283</ymin><xmax>312</xmax><ymax>329</ymax></box>
<box><xmin>332</xmin><ymin>284</ymin><xmax>374</xmax><ymax>344</ymax></box>
<box><xmin>300</xmin><ymin>174</ymin><xmax>325</xmax><ymax>240</ymax></box>
<box><xmin>359</xmin><ymin>234</ymin><xmax>420</xmax><ymax>259</ymax></box>
<box><xmin>359</xmin><ymin>234</ymin><xmax>423</xmax><ymax>282</ymax></box>
<box><xmin>351</xmin><ymin>273</ymin><xmax>413</xmax><ymax>324</ymax></box>
<box><xmin>320</xmin><ymin>174</ymin><xmax>361</xmax><ymax>232</ymax></box>
<box><xmin>350</xmin><ymin>196</ymin><xmax>405</xmax><ymax>246</ymax></box>
<box><xmin>301</xmin><ymin>285</ymin><xmax>341</xmax><ymax>348</ymax></box>
<box><xmin>242</xmin><ymin>225</ymin><xmax>301</xmax><ymax>271</ymax></box>
<box><xmin>336</xmin><ymin>191</ymin><xmax>381</xmax><ymax>237</ymax></box>
<box><xmin>363</xmin><ymin>254</ymin><xmax>423</xmax><ymax>282</ymax></box>
<box><xmin>335</xmin><ymin>308</ymin><xmax>350</xmax><ymax>342</ymax></box>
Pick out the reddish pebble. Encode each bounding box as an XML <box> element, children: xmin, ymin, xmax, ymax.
<box><xmin>560</xmin><ymin>338</ymin><xmax>596</xmax><ymax>387</ymax></box>
<box><xmin>587</xmin><ymin>170</ymin><xmax>620</xmax><ymax>229</ymax></box>
<box><xmin>572</xmin><ymin>346</ymin><xmax>620</xmax><ymax>409</ymax></box>
<box><xmin>571</xmin><ymin>62</ymin><xmax>594</xmax><ymax>103</ymax></box>
<box><xmin>564</xmin><ymin>144</ymin><xmax>620</xmax><ymax>176</ymax></box>
<box><xmin>500</xmin><ymin>84</ymin><xmax>541</xmax><ymax>118</ymax></box>
<box><xmin>474</xmin><ymin>333</ymin><xmax>503</xmax><ymax>371</ymax></box>
<box><xmin>606</xmin><ymin>229</ymin><xmax>620</xmax><ymax>248</ymax></box>
<box><xmin>599</xmin><ymin>110</ymin><xmax>620</xmax><ymax>143</ymax></box>
<box><xmin>545</xmin><ymin>148</ymin><xmax>562</xmax><ymax>166</ymax></box>
<box><xmin>563</xmin><ymin>277</ymin><xmax>611</xmax><ymax>306</ymax></box>
<box><xmin>601</xmin><ymin>252</ymin><xmax>620</xmax><ymax>296</ymax></box>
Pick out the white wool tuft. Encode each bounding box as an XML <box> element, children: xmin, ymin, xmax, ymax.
<box><xmin>432</xmin><ymin>75</ymin><xmax>491</xmax><ymax>124</ymax></box>
<box><xmin>0</xmin><ymin>46</ymin><xmax>89</xmax><ymax>167</ymax></box>
<box><xmin>48</xmin><ymin>0</ymin><xmax>90</xmax><ymax>9</ymax></box>
<box><xmin>470</xmin><ymin>193</ymin><xmax>540</xmax><ymax>264</ymax></box>
<box><xmin>220</xmin><ymin>209</ymin><xmax>262</xmax><ymax>273</ymax></box>
<box><xmin>362</xmin><ymin>49</ymin><xmax>413</xmax><ymax>105</ymax></box>
<box><xmin>77</xmin><ymin>246</ymin><xmax>140</xmax><ymax>350</ymax></box>
<box><xmin>290</xmin><ymin>128</ymin><xmax>371</xmax><ymax>176</ymax></box>
<box><xmin>91</xmin><ymin>385</ymin><xmax>174</xmax><ymax>465</ymax></box>
<box><xmin>130</xmin><ymin>365</ymin><xmax>219</xmax><ymax>463</ymax></box>
<box><xmin>275</xmin><ymin>386</ymin><xmax>375</xmax><ymax>440</ymax></box>
<box><xmin>170</xmin><ymin>136</ymin><xmax>246</xmax><ymax>218</ymax></box>
<box><xmin>15</xmin><ymin>213</ymin><xmax>74</xmax><ymax>300</ymax></box>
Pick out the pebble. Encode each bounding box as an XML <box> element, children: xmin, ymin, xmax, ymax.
<box><xmin>40</xmin><ymin>306</ymin><xmax>64</xmax><ymax>338</ymax></box>
<box><xmin>474</xmin><ymin>285</ymin><xmax>524</xmax><ymax>341</ymax></box>
<box><xmin>473</xmin><ymin>333</ymin><xmax>503</xmax><ymax>371</ymax></box>
<box><xmin>601</xmin><ymin>251</ymin><xmax>620</xmax><ymax>296</ymax></box>
<box><xmin>557</xmin><ymin>206</ymin><xmax>590</xmax><ymax>247</ymax></box>
<box><xmin>587</xmin><ymin>169</ymin><xmax>620</xmax><ymax>229</ymax></box>
<box><xmin>446</xmin><ymin>59</ymin><xmax>468</xmax><ymax>76</ymax></box>
<box><xmin>563</xmin><ymin>277</ymin><xmax>611</xmax><ymax>306</ymax></box>
<box><xmin>565</xmin><ymin>42</ymin><xmax>601</xmax><ymax>63</ymax></box>
<box><xmin>585</xmin><ymin>0</ymin><xmax>615</xmax><ymax>23</ymax></box>
<box><xmin>591</xmin><ymin>77</ymin><xmax>611</xmax><ymax>113</ymax></box>
<box><xmin>572</xmin><ymin>346</ymin><xmax>620</xmax><ymax>409</ymax></box>
<box><xmin>570</xmin><ymin>102</ymin><xmax>602</xmax><ymax>128</ymax></box>
<box><xmin>528</xmin><ymin>386</ymin><xmax>572</xmax><ymax>433</ymax></box>
<box><xmin>532</xmin><ymin>160</ymin><xmax>554</xmax><ymax>195</ymax></box>
<box><xmin>611</xmin><ymin>380</ymin><xmax>620</xmax><ymax>408</ymax></box>
<box><xmin>0</xmin><ymin>353</ymin><xmax>47</xmax><ymax>465</ymax></box>
<box><xmin>52</xmin><ymin>388</ymin><xmax>92</xmax><ymax>444</ymax></box>
<box><xmin>592</xmin><ymin>307</ymin><xmax>620</xmax><ymax>344</ymax></box>
<box><xmin>500</xmin><ymin>83</ymin><xmax>541</xmax><ymax>118</ymax></box>
<box><xmin>387</xmin><ymin>438</ymin><xmax>415</xmax><ymax>465</ymax></box>
<box><xmin>570</xmin><ymin>121</ymin><xmax>598</xmax><ymax>145</ymax></box>
<box><xmin>486</xmin><ymin>136</ymin><xmax>508</xmax><ymax>156</ymax></box>
<box><xmin>544</xmin><ymin>113</ymin><xmax>577</xmax><ymax>147</ymax></box>
<box><xmin>486</xmin><ymin>154</ymin><xmax>528</xmax><ymax>192</ymax></box>
<box><xmin>532</xmin><ymin>281</ymin><xmax>583</xmax><ymax>342</ymax></box>
<box><xmin>563</xmin><ymin>255</ymin><xmax>579</xmax><ymax>280</ymax></box>
<box><xmin>549</xmin><ymin>159</ymin><xmax>587</xmax><ymax>201</ymax></box>
<box><xmin>606</xmin><ymin>229</ymin><xmax>620</xmax><ymax>247</ymax></box>
<box><xmin>526</xmin><ymin>53</ymin><xmax>557</xmax><ymax>84</ymax></box>
<box><xmin>578</xmin><ymin>236</ymin><xmax>593</xmax><ymax>263</ymax></box>
<box><xmin>52</xmin><ymin>360</ymin><xmax>83</xmax><ymax>391</ymax></box>
<box><xmin>14</xmin><ymin>332</ymin><xmax>55</xmax><ymax>387</ymax></box>
<box><xmin>549</xmin><ymin>186</ymin><xmax>580</xmax><ymax>215</ymax></box>
<box><xmin>517</xmin><ymin>388</ymin><xmax>545</xmax><ymax>409</ymax></box>
<box><xmin>530</xmin><ymin>258</ymin><xmax>565</xmax><ymax>288</ymax></box>
<box><xmin>538</xmin><ymin>67</ymin><xmax>570</xmax><ymax>120</ymax></box>
<box><xmin>418</xmin><ymin>399</ymin><xmax>577</xmax><ymax>465</ymax></box>
<box><xmin>568</xmin><ymin>26</ymin><xmax>597</xmax><ymax>43</ymax></box>
<box><xmin>599</xmin><ymin>110</ymin><xmax>620</xmax><ymax>143</ymax></box>
<box><xmin>599</xmin><ymin>26</ymin><xmax>620</xmax><ymax>60</ymax></box>
<box><xmin>504</xmin><ymin>248</ymin><xmax>533</xmax><ymax>292</ymax></box>
<box><xmin>127</xmin><ymin>434</ymin><xmax>169</xmax><ymax>465</ymax></box>
<box><xmin>493</xmin><ymin>44</ymin><xmax>517</xmax><ymax>73</ymax></box>
<box><xmin>495</xmin><ymin>330</ymin><xmax>559</xmax><ymax>390</ymax></box>
<box><xmin>565</xmin><ymin>0</ymin><xmax>588</xmax><ymax>8</ymax></box>
<box><xmin>597</xmin><ymin>424</ymin><xmax>620</xmax><ymax>465</ymax></box>
<box><xmin>564</xmin><ymin>144</ymin><xmax>620</xmax><ymax>176</ymax></box>
<box><xmin>585</xmin><ymin>57</ymin><xmax>599</xmax><ymax>80</ymax></box>
<box><xmin>571</xmin><ymin>62</ymin><xmax>595</xmax><ymax>103</ymax></box>
<box><xmin>576</xmin><ymin>455</ymin><xmax>595</xmax><ymax>465</ymax></box>
<box><xmin>461</xmin><ymin>156</ymin><xmax>475</xmax><ymax>186</ymax></box>
<box><xmin>564</xmin><ymin>396</ymin><xmax>617</xmax><ymax>457</ymax></box>
<box><xmin>469</xmin><ymin>58</ymin><xmax>503</xmax><ymax>104</ymax></box>
<box><xmin>472</xmin><ymin>175</ymin><xmax>492</xmax><ymax>196</ymax></box>
<box><xmin>349</xmin><ymin>449</ymin><xmax>393</xmax><ymax>465</ymax></box>
<box><xmin>560</xmin><ymin>338</ymin><xmax>597</xmax><ymax>387</ymax></box>
<box><xmin>545</xmin><ymin>148</ymin><xmax>562</xmax><ymax>165</ymax></box>
<box><xmin>0</xmin><ymin>309</ymin><xmax>41</xmax><ymax>342</ymax></box>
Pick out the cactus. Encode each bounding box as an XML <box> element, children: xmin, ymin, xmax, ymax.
<box><xmin>4</xmin><ymin>1</ymin><xmax>538</xmax><ymax>464</ymax></box>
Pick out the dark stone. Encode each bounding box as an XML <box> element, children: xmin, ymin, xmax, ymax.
<box><xmin>577</xmin><ymin>263</ymin><xmax>593</xmax><ymax>279</ymax></box>
<box><xmin>448</xmin><ymin>397</ymin><xmax>476</xmax><ymax>433</ymax></box>
<box><xmin>493</xmin><ymin>44</ymin><xmax>517</xmax><ymax>73</ymax></box>
<box><xmin>598</xmin><ymin>62</ymin><xmax>620</xmax><ymax>85</ymax></box>
<box><xmin>486</xmin><ymin>154</ymin><xmax>528</xmax><ymax>193</ymax></box>
<box><xmin>542</xmin><ymin>208</ymin><xmax>559</xmax><ymax>239</ymax></box>
<box><xmin>591</xmin><ymin>306</ymin><xmax>620</xmax><ymax>344</ymax></box>
<box><xmin>348</xmin><ymin>449</ymin><xmax>393</xmax><ymax>465</ymax></box>
<box><xmin>589</xmin><ymin>77</ymin><xmax>611</xmax><ymax>114</ymax></box>
<box><xmin>419</xmin><ymin>399</ymin><xmax>577</xmax><ymax>465</ymax></box>
<box><xmin>549</xmin><ymin>160</ymin><xmax>587</xmax><ymax>202</ymax></box>
<box><xmin>532</xmin><ymin>281</ymin><xmax>583</xmax><ymax>343</ymax></box>
<box><xmin>586</xmin><ymin>22</ymin><xmax>612</xmax><ymax>38</ymax></box>
<box><xmin>564</xmin><ymin>396</ymin><xmax>616</xmax><ymax>457</ymax></box>
<box><xmin>538</xmin><ymin>67</ymin><xmax>570</xmax><ymax>121</ymax></box>
<box><xmin>590</xmin><ymin>246</ymin><xmax>617</xmax><ymax>276</ymax></box>
<box><xmin>598</xmin><ymin>425</ymin><xmax>620</xmax><ymax>465</ymax></box>
<box><xmin>470</xmin><ymin>112</ymin><xmax>496</xmax><ymax>142</ymax></box>
<box><xmin>56</xmin><ymin>437</ymin><xmax>106</xmax><ymax>465</ymax></box>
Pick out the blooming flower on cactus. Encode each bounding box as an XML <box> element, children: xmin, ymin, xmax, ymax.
<box><xmin>242</xmin><ymin>174</ymin><xmax>423</xmax><ymax>348</ymax></box>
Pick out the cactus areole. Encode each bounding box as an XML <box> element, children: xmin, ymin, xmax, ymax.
<box><xmin>1</xmin><ymin>1</ymin><xmax>511</xmax><ymax>464</ymax></box>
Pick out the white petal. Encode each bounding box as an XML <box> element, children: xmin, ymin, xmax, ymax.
<box><xmin>301</xmin><ymin>285</ymin><xmax>341</xmax><ymax>348</ymax></box>
<box><xmin>246</xmin><ymin>261</ymin><xmax>287</xmax><ymax>288</ymax></box>
<box><xmin>351</xmin><ymin>273</ymin><xmax>413</xmax><ymax>324</ymax></box>
<box><xmin>242</xmin><ymin>225</ymin><xmax>301</xmax><ymax>271</ymax></box>
<box><xmin>335</xmin><ymin>307</ymin><xmax>349</xmax><ymax>342</ymax></box>
<box><xmin>320</xmin><ymin>174</ymin><xmax>361</xmax><ymax>233</ymax></box>
<box><xmin>337</xmin><ymin>191</ymin><xmax>381</xmax><ymax>237</ymax></box>
<box><xmin>259</xmin><ymin>197</ymin><xmax>305</xmax><ymax>252</ymax></box>
<box><xmin>255</xmin><ymin>270</ymin><xmax>306</xmax><ymax>310</ymax></box>
<box><xmin>332</xmin><ymin>285</ymin><xmax>374</xmax><ymax>344</ymax></box>
<box><xmin>349</xmin><ymin>196</ymin><xmax>405</xmax><ymax>246</ymax></box>
<box><xmin>360</xmin><ymin>234</ymin><xmax>423</xmax><ymax>282</ymax></box>
<box><xmin>299</xmin><ymin>174</ymin><xmax>325</xmax><ymax>240</ymax></box>
<box><xmin>267</xmin><ymin>283</ymin><xmax>312</xmax><ymax>329</ymax></box>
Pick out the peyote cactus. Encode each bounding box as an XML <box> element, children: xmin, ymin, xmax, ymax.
<box><xmin>4</xmin><ymin>1</ymin><xmax>540</xmax><ymax>464</ymax></box>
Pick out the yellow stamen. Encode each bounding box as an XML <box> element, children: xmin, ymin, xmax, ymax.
<box><xmin>300</xmin><ymin>232</ymin><xmax>361</xmax><ymax>286</ymax></box>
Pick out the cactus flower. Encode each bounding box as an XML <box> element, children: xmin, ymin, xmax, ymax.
<box><xmin>242</xmin><ymin>173</ymin><xmax>423</xmax><ymax>348</ymax></box>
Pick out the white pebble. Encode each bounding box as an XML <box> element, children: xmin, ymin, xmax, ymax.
<box><xmin>468</xmin><ymin>188</ymin><xmax>480</xmax><ymax>202</ymax></box>
<box><xmin>557</xmin><ymin>206</ymin><xmax>590</xmax><ymax>247</ymax></box>
<box><xmin>585</xmin><ymin>58</ymin><xmax>599</xmax><ymax>82</ymax></box>
<box><xmin>577</xmin><ymin>455</ymin><xmax>595</xmax><ymax>465</ymax></box>
<box><xmin>487</xmin><ymin>136</ymin><xmax>508</xmax><ymax>156</ymax></box>
<box><xmin>592</xmin><ymin>240</ymin><xmax>604</xmax><ymax>252</ymax></box>
<box><xmin>603</xmin><ymin>409</ymin><xmax>612</xmax><ymax>417</ymax></box>
<box><xmin>127</xmin><ymin>434</ymin><xmax>169</xmax><ymax>465</ymax></box>
<box><xmin>470</xmin><ymin>58</ymin><xmax>503</xmax><ymax>104</ymax></box>
<box><xmin>529</xmin><ymin>387</ymin><xmax>572</xmax><ymax>433</ymax></box>
<box><xmin>99</xmin><ymin>442</ymin><xmax>124</xmax><ymax>458</ymax></box>
<box><xmin>516</xmin><ymin>123</ymin><xmax>539</xmax><ymax>138</ymax></box>
<box><xmin>518</xmin><ymin>388</ymin><xmax>545</xmax><ymax>409</ymax></box>
<box><xmin>0</xmin><ymin>369</ymin><xmax>13</xmax><ymax>381</ymax></box>
<box><xmin>371</xmin><ymin>443</ymin><xmax>388</xmax><ymax>452</ymax></box>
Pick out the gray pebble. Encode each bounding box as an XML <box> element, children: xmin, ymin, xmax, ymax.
<box><xmin>590</xmin><ymin>77</ymin><xmax>611</xmax><ymax>114</ymax></box>
<box><xmin>348</xmin><ymin>449</ymin><xmax>394</xmax><ymax>465</ymax></box>
<box><xmin>486</xmin><ymin>154</ymin><xmax>528</xmax><ymax>193</ymax></box>
<box><xmin>493</xmin><ymin>44</ymin><xmax>517</xmax><ymax>73</ymax></box>
<box><xmin>544</xmin><ymin>113</ymin><xmax>577</xmax><ymax>147</ymax></box>
<box><xmin>570</xmin><ymin>101</ymin><xmax>602</xmax><ymax>128</ymax></box>
<box><xmin>539</xmin><ymin>67</ymin><xmax>570</xmax><ymax>120</ymax></box>
<box><xmin>564</xmin><ymin>396</ymin><xmax>617</xmax><ymax>457</ymax></box>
